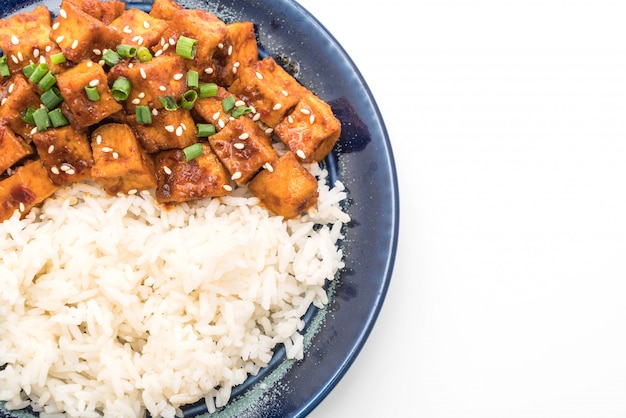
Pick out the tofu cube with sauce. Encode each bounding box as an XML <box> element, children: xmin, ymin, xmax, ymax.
<box><xmin>229</xmin><ymin>57</ymin><xmax>308</xmax><ymax>128</ymax></box>
<box><xmin>208</xmin><ymin>116</ymin><xmax>277</xmax><ymax>186</ymax></box>
<box><xmin>248</xmin><ymin>151</ymin><xmax>318</xmax><ymax>219</ymax></box>
<box><xmin>109</xmin><ymin>8</ymin><xmax>169</xmax><ymax>49</ymax></box>
<box><xmin>0</xmin><ymin>6</ymin><xmax>54</xmax><ymax>72</ymax></box>
<box><xmin>154</xmin><ymin>143</ymin><xmax>231</xmax><ymax>204</ymax></box>
<box><xmin>192</xmin><ymin>86</ymin><xmax>237</xmax><ymax>133</ymax></box>
<box><xmin>56</xmin><ymin>61</ymin><xmax>123</xmax><ymax>128</ymax></box>
<box><xmin>149</xmin><ymin>0</ymin><xmax>183</xmax><ymax>20</ymax></box>
<box><xmin>91</xmin><ymin>123</ymin><xmax>157</xmax><ymax>195</ymax></box>
<box><xmin>0</xmin><ymin>160</ymin><xmax>59</xmax><ymax>222</ymax></box>
<box><xmin>274</xmin><ymin>93</ymin><xmax>341</xmax><ymax>163</ymax></box>
<box><xmin>51</xmin><ymin>1</ymin><xmax>122</xmax><ymax>63</ymax></box>
<box><xmin>63</xmin><ymin>0</ymin><xmax>126</xmax><ymax>25</ymax></box>
<box><xmin>0</xmin><ymin>124</ymin><xmax>33</xmax><ymax>174</ymax></box>
<box><xmin>0</xmin><ymin>74</ymin><xmax>42</xmax><ymax>140</ymax></box>
<box><xmin>32</xmin><ymin>125</ymin><xmax>93</xmax><ymax>185</ymax></box>
<box><xmin>211</xmin><ymin>22</ymin><xmax>258</xmax><ymax>87</ymax></box>
<box><xmin>128</xmin><ymin>108</ymin><xmax>197</xmax><ymax>153</ymax></box>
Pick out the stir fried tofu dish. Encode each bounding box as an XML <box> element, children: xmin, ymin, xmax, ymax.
<box><xmin>0</xmin><ymin>0</ymin><xmax>341</xmax><ymax>221</ymax></box>
<box><xmin>0</xmin><ymin>1</ymin><xmax>351</xmax><ymax>417</ymax></box>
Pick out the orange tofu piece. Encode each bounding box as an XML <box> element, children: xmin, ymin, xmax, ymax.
<box><xmin>149</xmin><ymin>0</ymin><xmax>183</xmax><ymax>20</ymax></box>
<box><xmin>50</xmin><ymin>1</ymin><xmax>122</xmax><ymax>62</ymax></box>
<box><xmin>0</xmin><ymin>74</ymin><xmax>41</xmax><ymax>140</ymax></box>
<box><xmin>108</xmin><ymin>55</ymin><xmax>188</xmax><ymax>112</ymax></box>
<box><xmin>0</xmin><ymin>160</ymin><xmax>59</xmax><ymax>222</ymax></box>
<box><xmin>211</xmin><ymin>22</ymin><xmax>258</xmax><ymax>87</ymax></box>
<box><xmin>109</xmin><ymin>8</ymin><xmax>169</xmax><ymax>49</ymax></box>
<box><xmin>274</xmin><ymin>93</ymin><xmax>341</xmax><ymax>163</ymax></box>
<box><xmin>154</xmin><ymin>143</ymin><xmax>230</xmax><ymax>204</ymax></box>
<box><xmin>208</xmin><ymin>116</ymin><xmax>277</xmax><ymax>186</ymax></box>
<box><xmin>192</xmin><ymin>86</ymin><xmax>237</xmax><ymax>133</ymax></box>
<box><xmin>128</xmin><ymin>108</ymin><xmax>197</xmax><ymax>153</ymax></box>
<box><xmin>91</xmin><ymin>123</ymin><xmax>157</xmax><ymax>195</ymax></box>
<box><xmin>56</xmin><ymin>61</ymin><xmax>123</xmax><ymax>128</ymax></box>
<box><xmin>229</xmin><ymin>57</ymin><xmax>308</xmax><ymax>128</ymax></box>
<box><xmin>32</xmin><ymin>125</ymin><xmax>93</xmax><ymax>185</ymax></box>
<box><xmin>63</xmin><ymin>0</ymin><xmax>126</xmax><ymax>25</ymax></box>
<box><xmin>0</xmin><ymin>124</ymin><xmax>33</xmax><ymax>174</ymax></box>
<box><xmin>248</xmin><ymin>151</ymin><xmax>318</xmax><ymax>219</ymax></box>
<box><xmin>0</xmin><ymin>6</ymin><xmax>54</xmax><ymax>72</ymax></box>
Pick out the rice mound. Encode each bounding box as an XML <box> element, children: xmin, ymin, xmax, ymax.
<box><xmin>0</xmin><ymin>163</ymin><xmax>349</xmax><ymax>418</ymax></box>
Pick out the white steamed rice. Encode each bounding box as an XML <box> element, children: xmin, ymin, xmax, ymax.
<box><xmin>0</xmin><ymin>162</ymin><xmax>349</xmax><ymax>418</ymax></box>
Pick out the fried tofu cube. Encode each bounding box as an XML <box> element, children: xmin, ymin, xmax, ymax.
<box><xmin>63</xmin><ymin>0</ymin><xmax>126</xmax><ymax>25</ymax></box>
<box><xmin>91</xmin><ymin>123</ymin><xmax>157</xmax><ymax>195</ymax></box>
<box><xmin>149</xmin><ymin>0</ymin><xmax>183</xmax><ymax>20</ymax></box>
<box><xmin>248</xmin><ymin>151</ymin><xmax>318</xmax><ymax>219</ymax></box>
<box><xmin>32</xmin><ymin>125</ymin><xmax>93</xmax><ymax>185</ymax></box>
<box><xmin>0</xmin><ymin>160</ymin><xmax>59</xmax><ymax>221</ymax></box>
<box><xmin>192</xmin><ymin>86</ymin><xmax>236</xmax><ymax>133</ymax></box>
<box><xmin>50</xmin><ymin>1</ymin><xmax>122</xmax><ymax>62</ymax></box>
<box><xmin>0</xmin><ymin>6</ymin><xmax>53</xmax><ymax>72</ymax></box>
<box><xmin>128</xmin><ymin>108</ymin><xmax>197</xmax><ymax>153</ymax></box>
<box><xmin>274</xmin><ymin>93</ymin><xmax>341</xmax><ymax>163</ymax></box>
<box><xmin>108</xmin><ymin>55</ymin><xmax>188</xmax><ymax>112</ymax></box>
<box><xmin>154</xmin><ymin>143</ymin><xmax>230</xmax><ymax>204</ymax></box>
<box><xmin>110</xmin><ymin>8</ymin><xmax>169</xmax><ymax>49</ymax></box>
<box><xmin>56</xmin><ymin>61</ymin><xmax>122</xmax><ymax>128</ymax></box>
<box><xmin>229</xmin><ymin>57</ymin><xmax>308</xmax><ymax>127</ymax></box>
<box><xmin>208</xmin><ymin>116</ymin><xmax>277</xmax><ymax>186</ymax></box>
<box><xmin>0</xmin><ymin>124</ymin><xmax>33</xmax><ymax>173</ymax></box>
<box><xmin>0</xmin><ymin>74</ymin><xmax>41</xmax><ymax>140</ymax></box>
<box><xmin>211</xmin><ymin>22</ymin><xmax>258</xmax><ymax>87</ymax></box>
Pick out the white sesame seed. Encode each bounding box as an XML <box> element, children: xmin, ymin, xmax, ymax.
<box><xmin>123</xmin><ymin>25</ymin><xmax>132</xmax><ymax>34</ymax></box>
<box><xmin>10</xmin><ymin>55</ymin><xmax>18</xmax><ymax>64</ymax></box>
<box><xmin>17</xmin><ymin>51</ymin><xmax>23</xmax><ymax>62</ymax></box>
<box><xmin>93</xmin><ymin>48</ymin><xmax>102</xmax><ymax>55</ymax></box>
<box><xmin>30</xmin><ymin>127</ymin><xmax>37</xmax><ymax>135</ymax></box>
<box><xmin>56</xmin><ymin>35</ymin><xmax>65</xmax><ymax>43</ymax></box>
<box><xmin>265</xmin><ymin>127</ymin><xmax>273</xmax><ymax>135</ymax></box>
<box><xmin>272</xmin><ymin>103</ymin><xmax>282</xmax><ymax>111</ymax></box>
<box><xmin>212</xmin><ymin>112</ymin><xmax>220</xmax><ymax>120</ymax></box>
<box><xmin>66</xmin><ymin>168</ymin><xmax>75</xmax><ymax>175</ymax></box>
<box><xmin>85</xmin><ymin>62</ymin><xmax>93</xmax><ymax>68</ymax></box>
<box><xmin>71</xmin><ymin>39</ymin><xmax>79</xmax><ymax>50</ymax></box>
<box><xmin>223</xmin><ymin>184</ymin><xmax>233</xmax><ymax>192</ymax></box>
<box><xmin>159</xmin><ymin>85</ymin><xmax>167</xmax><ymax>91</ymax></box>
<box><xmin>112</xmin><ymin>152</ymin><xmax>119</xmax><ymax>159</ymax></box>
<box><xmin>45</xmin><ymin>45</ymin><xmax>52</xmax><ymax>53</ymax></box>
<box><xmin>160</xmin><ymin>38</ymin><xmax>166</xmax><ymax>46</ymax></box>
<box><xmin>282</xmin><ymin>90</ymin><xmax>289</xmax><ymax>96</ymax></box>
<box><xmin>288</xmin><ymin>116</ymin><xmax>294</xmax><ymax>124</ymax></box>
<box><xmin>252</xmin><ymin>113</ymin><xmax>261</xmax><ymax>122</ymax></box>
<box><xmin>143</xmin><ymin>20</ymin><xmax>150</xmax><ymax>29</ymax></box>
<box><xmin>48</xmin><ymin>145</ymin><xmax>54</xmax><ymax>154</ymax></box>
<box><xmin>19</xmin><ymin>202</ymin><xmax>25</xmax><ymax>212</ymax></box>
<box><xmin>138</xmin><ymin>92</ymin><xmax>146</xmax><ymax>99</ymax></box>
<box><xmin>132</xmin><ymin>35</ymin><xmax>141</xmax><ymax>43</ymax></box>
<box><xmin>180</xmin><ymin>122</ymin><xmax>187</xmax><ymax>130</ymax></box>
<box><xmin>234</xmin><ymin>61</ymin><xmax>240</xmax><ymax>68</ymax></box>
<box><xmin>239</xmin><ymin>133</ymin><xmax>249</xmax><ymax>140</ymax></box>
<box><xmin>60</xmin><ymin>163</ymin><xmax>70</xmax><ymax>172</ymax></box>
<box><xmin>164</xmin><ymin>125</ymin><xmax>175</xmax><ymax>132</ymax></box>
<box><xmin>218</xmin><ymin>119</ymin><xmax>225</xmax><ymax>129</ymax></box>
<box><xmin>154</xmin><ymin>49</ymin><xmax>163</xmax><ymax>57</ymax></box>
<box><xmin>1</xmin><ymin>98</ymin><xmax>7</xmax><ymax>106</ymax></box>
<box><xmin>169</xmin><ymin>38</ymin><xmax>176</xmax><ymax>45</ymax></box>
<box><xmin>232</xmin><ymin>66</ymin><xmax>238</xmax><ymax>74</ymax></box>
<box><xmin>11</xmin><ymin>35</ymin><xmax>19</xmax><ymax>45</ymax></box>
<box><xmin>175</xmin><ymin>126</ymin><xmax>183</xmax><ymax>136</ymax></box>
<box><xmin>39</xmin><ymin>56</ymin><xmax>46</xmax><ymax>64</ymax></box>
<box><xmin>255</xmin><ymin>72</ymin><xmax>263</xmax><ymax>80</ymax></box>
<box><xmin>140</xmin><ymin>68</ymin><xmax>147</xmax><ymax>79</ymax></box>
<box><xmin>296</xmin><ymin>150</ymin><xmax>306</xmax><ymax>159</ymax></box>
<box><xmin>235</xmin><ymin>100</ymin><xmax>246</xmax><ymax>107</ymax></box>
<box><xmin>173</xmin><ymin>73</ymin><xmax>183</xmax><ymax>81</ymax></box>
<box><xmin>96</xmin><ymin>135</ymin><xmax>102</xmax><ymax>144</ymax></box>
<box><xmin>128</xmin><ymin>63</ymin><xmax>134</xmax><ymax>68</ymax></box>
<box><xmin>152</xmin><ymin>108</ymin><xmax>159</xmax><ymax>116</ymax></box>
<box><xmin>132</xmin><ymin>98</ymin><xmax>141</xmax><ymax>105</ymax></box>
<box><xmin>52</xmin><ymin>22</ymin><xmax>60</xmax><ymax>30</ymax></box>
<box><xmin>205</xmin><ymin>67</ymin><xmax>214</xmax><ymax>74</ymax></box>
<box><xmin>8</xmin><ymin>83</ymin><xmax>14</xmax><ymax>94</ymax></box>
<box><xmin>227</xmin><ymin>45</ymin><xmax>233</xmax><ymax>56</ymax></box>
<box><xmin>310</xmin><ymin>115</ymin><xmax>316</xmax><ymax>124</ymax></box>
<box><xmin>89</xmin><ymin>79</ymin><xmax>99</xmax><ymax>87</ymax></box>
<box><xmin>98</xmin><ymin>60</ymin><xmax>105</xmax><ymax>66</ymax></box>
<box><xmin>234</xmin><ymin>142</ymin><xmax>244</xmax><ymax>150</ymax></box>
<box><xmin>128</xmin><ymin>189</ymin><xmax>138</xmax><ymax>195</ymax></box>
<box><xmin>163</xmin><ymin>166</ymin><xmax>172</xmax><ymax>175</ymax></box>
<box><xmin>102</xmin><ymin>147</ymin><xmax>113</xmax><ymax>152</ymax></box>
<box><xmin>300</xmin><ymin>108</ymin><xmax>311</xmax><ymax>115</ymax></box>
<box><xmin>33</xmin><ymin>49</ymin><xmax>40</xmax><ymax>58</ymax></box>
<box><xmin>264</xmin><ymin>162</ymin><xmax>274</xmax><ymax>172</ymax></box>
<box><xmin>51</xmin><ymin>166</ymin><xmax>60</xmax><ymax>174</ymax></box>
<box><xmin>231</xmin><ymin>171</ymin><xmax>242</xmax><ymax>180</ymax></box>
<box><xmin>218</xmin><ymin>43</ymin><xmax>224</xmax><ymax>49</ymax></box>
<box><xmin>162</xmin><ymin>43</ymin><xmax>169</xmax><ymax>51</ymax></box>
<box><xmin>59</xmin><ymin>8</ymin><xmax>67</xmax><ymax>18</ymax></box>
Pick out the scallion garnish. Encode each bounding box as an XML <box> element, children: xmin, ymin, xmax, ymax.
<box><xmin>22</xmin><ymin>107</ymin><xmax>36</xmax><ymax>125</ymax></box>
<box><xmin>137</xmin><ymin>46</ymin><xmax>153</xmax><ymax>62</ymax></box>
<box><xmin>187</xmin><ymin>70</ymin><xmax>199</xmax><ymax>89</ymax></box>
<box><xmin>111</xmin><ymin>77</ymin><xmax>131</xmax><ymax>101</ymax></box>
<box><xmin>41</xmin><ymin>87</ymin><xmax>64</xmax><ymax>109</ymax></box>
<box><xmin>181</xmin><ymin>90</ymin><xmax>198</xmax><ymax>110</ymax></box>
<box><xmin>50</xmin><ymin>52</ymin><xmax>66</xmax><ymax>65</ymax></box>
<box><xmin>159</xmin><ymin>96</ymin><xmax>178</xmax><ymax>111</ymax></box>
<box><xmin>22</xmin><ymin>63</ymin><xmax>36</xmax><ymax>78</ymax></box>
<box><xmin>232</xmin><ymin>106</ymin><xmax>252</xmax><ymax>119</ymax></box>
<box><xmin>136</xmin><ymin>105</ymin><xmax>152</xmax><ymax>124</ymax></box>
<box><xmin>48</xmin><ymin>108</ymin><xmax>69</xmax><ymax>128</ymax></box>
<box><xmin>196</xmin><ymin>123</ymin><xmax>216</xmax><ymax>138</ymax></box>
<box><xmin>85</xmin><ymin>86</ymin><xmax>100</xmax><ymax>101</ymax></box>
<box><xmin>182</xmin><ymin>142</ymin><xmax>203</xmax><ymax>161</ymax></box>
<box><xmin>38</xmin><ymin>71</ymin><xmax>57</xmax><ymax>91</ymax></box>
<box><xmin>0</xmin><ymin>56</ymin><xmax>10</xmax><ymax>78</ymax></box>
<box><xmin>102</xmin><ymin>49</ymin><xmax>120</xmax><ymax>66</ymax></box>
<box><xmin>33</xmin><ymin>107</ymin><xmax>51</xmax><ymax>131</ymax></box>
<box><xmin>176</xmin><ymin>36</ymin><xmax>198</xmax><ymax>60</ymax></box>
<box><xmin>198</xmin><ymin>82</ymin><xmax>218</xmax><ymax>98</ymax></box>
<box><xmin>117</xmin><ymin>44</ymin><xmax>136</xmax><ymax>58</ymax></box>
<box><xmin>28</xmin><ymin>63</ymin><xmax>49</xmax><ymax>84</ymax></box>
<box><xmin>222</xmin><ymin>96</ymin><xmax>235</xmax><ymax>113</ymax></box>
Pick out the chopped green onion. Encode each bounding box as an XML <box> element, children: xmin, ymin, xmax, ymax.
<box><xmin>196</xmin><ymin>123</ymin><xmax>216</xmax><ymax>137</ymax></box>
<box><xmin>0</xmin><ymin>56</ymin><xmax>10</xmax><ymax>78</ymax></box>
<box><xmin>33</xmin><ymin>107</ymin><xmax>51</xmax><ymax>132</ymax></box>
<box><xmin>158</xmin><ymin>96</ymin><xmax>178</xmax><ymax>111</ymax></box>
<box><xmin>187</xmin><ymin>70</ymin><xmax>199</xmax><ymax>89</ymax></box>
<box><xmin>111</xmin><ymin>77</ymin><xmax>131</xmax><ymax>101</ymax></box>
<box><xmin>222</xmin><ymin>96</ymin><xmax>235</xmax><ymax>113</ymax></box>
<box><xmin>102</xmin><ymin>49</ymin><xmax>120</xmax><ymax>66</ymax></box>
<box><xmin>41</xmin><ymin>87</ymin><xmax>64</xmax><ymax>109</ymax></box>
<box><xmin>198</xmin><ymin>82</ymin><xmax>218</xmax><ymax>98</ymax></box>
<box><xmin>182</xmin><ymin>142</ymin><xmax>203</xmax><ymax>161</ymax></box>
<box><xmin>85</xmin><ymin>86</ymin><xmax>100</xmax><ymax>101</ymax></box>
<box><xmin>176</xmin><ymin>36</ymin><xmax>198</xmax><ymax>60</ymax></box>
<box><xmin>50</xmin><ymin>52</ymin><xmax>66</xmax><ymax>65</ymax></box>
<box><xmin>136</xmin><ymin>105</ymin><xmax>152</xmax><ymax>124</ymax></box>
<box><xmin>28</xmin><ymin>63</ymin><xmax>49</xmax><ymax>83</ymax></box>
<box><xmin>232</xmin><ymin>106</ymin><xmax>252</xmax><ymax>119</ymax></box>
<box><xmin>22</xmin><ymin>63</ymin><xmax>36</xmax><ymax>78</ymax></box>
<box><xmin>181</xmin><ymin>90</ymin><xmax>198</xmax><ymax>110</ymax></box>
<box><xmin>22</xmin><ymin>107</ymin><xmax>36</xmax><ymax>125</ymax></box>
<box><xmin>117</xmin><ymin>44</ymin><xmax>136</xmax><ymax>58</ymax></box>
<box><xmin>38</xmin><ymin>71</ymin><xmax>57</xmax><ymax>91</ymax></box>
<box><xmin>137</xmin><ymin>46</ymin><xmax>152</xmax><ymax>62</ymax></box>
<box><xmin>48</xmin><ymin>108</ymin><xmax>69</xmax><ymax>128</ymax></box>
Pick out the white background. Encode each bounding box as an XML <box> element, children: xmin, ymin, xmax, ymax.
<box><xmin>299</xmin><ymin>0</ymin><xmax>626</xmax><ymax>417</ymax></box>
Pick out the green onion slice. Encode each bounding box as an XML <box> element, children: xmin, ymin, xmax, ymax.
<box><xmin>221</xmin><ymin>96</ymin><xmax>235</xmax><ymax>113</ymax></box>
<box><xmin>137</xmin><ymin>46</ymin><xmax>153</xmax><ymax>62</ymax></box>
<box><xmin>41</xmin><ymin>87</ymin><xmax>64</xmax><ymax>110</ymax></box>
<box><xmin>117</xmin><ymin>44</ymin><xmax>137</xmax><ymax>58</ymax></box>
<box><xmin>176</xmin><ymin>36</ymin><xmax>198</xmax><ymax>60</ymax></box>
<box><xmin>28</xmin><ymin>63</ymin><xmax>49</xmax><ymax>84</ymax></box>
<box><xmin>232</xmin><ymin>106</ymin><xmax>252</xmax><ymax>119</ymax></box>
<box><xmin>48</xmin><ymin>108</ymin><xmax>69</xmax><ymax>128</ymax></box>
<box><xmin>158</xmin><ymin>96</ymin><xmax>178</xmax><ymax>111</ymax></box>
<box><xmin>85</xmin><ymin>86</ymin><xmax>100</xmax><ymax>101</ymax></box>
<box><xmin>22</xmin><ymin>63</ymin><xmax>36</xmax><ymax>78</ymax></box>
<box><xmin>181</xmin><ymin>90</ymin><xmax>198</xmax><ymax>110</ymax></box>
<box><xmin>136</xmin><ymin>105</ymin><xmax>152</xmax><ymax>124</ymax></box>
<box><xmin>198</xmin><ymin>83</ymin><xmax>218</xmax><ymax>98</ymax></box>
<box><xmin>50</xmin><ymin>52</ymin><xmax>66</xmax><ymax>65</ymax></box>
<box><xmin>33</xmin><ymin>107</ymin><xmax>51</xmax><ymax>132</ymax></box>
<box><xmin>187</xmin><ymin>70</ymin><xmax>199</xmax><ymax>89</ymax></box>
<box><xmin>38</xmin><ymin>71</ymin><xmax>57</xmax><ymax>91</ymax></box>
<box><xmin>111</xmin><ymin>77</ymin><xmax>131</xmax><ymax>101</ymax></box>
<box><xmin>102</xmin><ymin>49</ymin><xmax>120</xmax><ymax>67</ymax></box>
<box><xmin>196</xmin><ymin>123</ymin><xmax>216</xmax><ymax>138</ymax></box>
<box><xmin>0</xmin><ymin>56</ymin><xmax>10</xmax><ymax>78</ymax></box>
<box><xmin>22</xmin><ymin>107</ymin><xmax>36</xmax><ymax>125</ymax></box>
<box><xmin>182</xmin><ymin>142</ymin><xmax>203</xmax><ymax>161</ymax></box>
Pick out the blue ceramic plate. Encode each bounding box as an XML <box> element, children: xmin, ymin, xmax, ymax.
<box><xmin>0</xmin><ymin>0</ymin><xmax>399</xmax><ymax>416</ymax></box>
